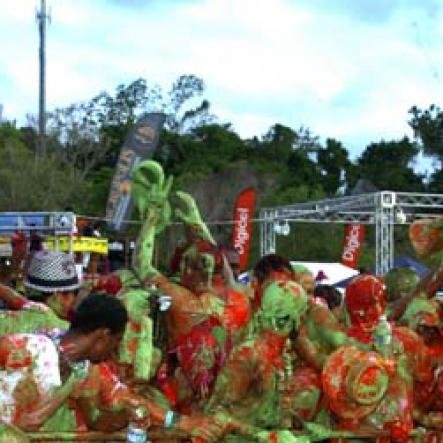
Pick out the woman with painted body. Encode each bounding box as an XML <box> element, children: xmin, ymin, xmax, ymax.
<box><xmin>128</xmin><ymin>161</ymin><xmax>251</xmax><ymax>411</ymax></box>
<box><xmin>205</xmin><ymin>279</ymin><xmax>310</xmax><ymax>442</ymax></box>
<box><xmin>251</xmin><ymin>254</ymin><xmax>347</xmax><ymax>427</ymax></box>
<box><xmin>389</xmin><ymin>218</ymin><xmax>443</xmax><ymax>322</ymax></box>
<box><xmin>322</xmin><ymin>274</ymin><xmax>434</xmax><ymax>442</ymax></box>
<box><xmin>378</xmin><ymin>220</ymin><xmax>443</xmax><ymax>436</ymax></box>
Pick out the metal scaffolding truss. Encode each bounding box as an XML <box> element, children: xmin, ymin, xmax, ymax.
<box><xmin>260</xmin><ymin>191</ymin><xmax>443</xmax><ymax>275</ymax></box>
<box><xmin>0</xmin><ymin>212</ymin><xmax>75</xmax><ymax>252</ymax></box>
<box><xmin>0</xmin><ymin>212</ymin><xmax>75</xmax><ymax>233</ymax></box>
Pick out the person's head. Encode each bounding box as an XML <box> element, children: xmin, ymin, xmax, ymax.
<box><xmin>409</xmin><ymin>218</ymin><xmax>443</xmax><ymax>266</ymax></box>
<box><xmin>68</xmin><ymin>293</ymin><xmax>128</xmax><ymax>363</ymax></box>
<box><xmin>314</xmin><ymin>284</ymin><xmax>342</xmax><ymax>310</ymax></box>
<box><xmin>94</xmin><ymin>273</ymin><xmax>123</xmax><ymax>296</ymax></box>
<box><xmin>24</xmin><ymin>250</ymin><xmax>81</xmax><ymax>319</ymax></box>
<box><xmin>179</xmin><ymin>240</ymin><xmax>224</xmax><ymax>291</ymax></box>
<box><xmin>400</xmin><ymin>298</ymin><xmax>442</xmax><ymax>345</ymax></box>
<box><xmin>253</xmin><ymin>254</ymin><xmax>293</xmax><ymax>286</ymax></box>
<box><xmin>292</xmin><ymin>264</ymin><xmax>315</xmax><ymax>297</ymax></box>
<box><xmin>219</xmin><ymin>244</ymin><xmax>241</xmax><ymax>278</ymax></box>
<box><xmin>259</xmin><ymin>280</ymin><xmax>308</xmax><ymax>338</ymax></box>
<box><xmin>384</xmin><ymin>267</ymin><xmax>420</xmax><ymax>303</ymax></box>
<box><xmin>345</xmin><ymin>274</ymin><xmax>386</xmax><ymax>331</ymax></box>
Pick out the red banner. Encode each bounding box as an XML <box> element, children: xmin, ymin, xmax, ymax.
<box><xmin>341</xmin><ymin>224</ymin><xmax>365</xmax><ymax>269</ymax></box>
<box><xmin>232</xmin><ymin>187</ymin><xmax>256</xmax><ymax>271</ymax></box>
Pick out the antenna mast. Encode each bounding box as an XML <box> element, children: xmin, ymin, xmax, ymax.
<box><xmin>36</xmin><ymin>0</ymin><xmax>50</xmax><ymax>157</ymax></box>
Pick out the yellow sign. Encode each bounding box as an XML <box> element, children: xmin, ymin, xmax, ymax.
<box><xmin>45</xmin><ymin>236</ymin><xmax>109</xmax><ymax>255</ymax></box>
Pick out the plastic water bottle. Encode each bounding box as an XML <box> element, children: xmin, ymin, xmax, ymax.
<box><xmin>126</xmin><ymin>407</ymin><xmax>149</xmax><ymax>443</ymax></box>
<box><xmin>373</xmin><ymin>314</ymin><xmax>392</xmax><ymax>357</ymax></box>
<box><xmin>126</xmin><ymin>423</ymin><xmax>147</xmax><ymax>443</ymax></box>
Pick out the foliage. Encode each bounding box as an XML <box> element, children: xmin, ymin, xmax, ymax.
<box><xmin>408</xmin><ymin>104</ymin><xmax>443</xmax><ymax>190</ymax></box>
<box><xmin>0</xmin><ymin>123</ymin><xmax>89</xmax><ymax>211</ymax></box>
<box><xmin>350</xmin><ymin>137</ymin><xmax>424</xmax><ymax>192</ymax></box>
<box><xmin>2</xmin><ymin>76</ymin><xmax>438</xmax><ymax>266</ymax></box>
<box><xmin>409</xmin><ymin>104</ymin><xmax>443</xmax><ymax>161</ymax></box>
<box><xmin>317</xmin><ymin>138</ymin><xmax>352</xmax><ymax>195</ymax></box>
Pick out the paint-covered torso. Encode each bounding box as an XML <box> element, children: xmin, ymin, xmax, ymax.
<box><xmin>0</xmin><ymin>334</ymin><xmax>62</xmax><ymax>425</ymax></box>
<box><xmin>0</xmin><ymin>301</ymin><xmax>68</xmax><ymax>336</ymax></box>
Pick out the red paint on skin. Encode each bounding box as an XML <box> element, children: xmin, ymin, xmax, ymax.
<box><xmin>259</xmin><ymin>331</ymin><xmax>287</xmax><ymax>368</ymax></box>
<box><xmin>127</xmin><ymin>339</ymin><xmax>138</xmax><ymax>355</ymax></box>
<box><xmin>345</xmin><ymin>275</ymin><xmax>386</xmax><ymax>331</ymax></box>
<box><xmin>409</xmin><ymin>221</ymin><xmax>442</xmax><ymax>257</ymax></box>
<box><xmin>269</xmin><ymin>431</ymin><xmax>278</xmax><ymax>442</ymax></box>
<box><xmin>222</xmin><ymin>289</ymin><xmax>251</xmax><ymax>331</ymax></box>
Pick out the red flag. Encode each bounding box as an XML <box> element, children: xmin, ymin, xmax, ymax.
<box><xmin>341</xmin><ymin>224</ymin><xmax>365</xmax><ymax>269</ymax></box>
<box><xmin>232</xmin><ymin>187</ymin><xmax>256</xmax><ymax>271</ymax></box>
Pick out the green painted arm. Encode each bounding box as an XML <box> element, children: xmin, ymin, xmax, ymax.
<box><xmin>175</xmin><ymin>190</ymin><xmax>215</xmax><ymax>245</ymax></box>
<box><xmin>130</xmin><ymin>161</ymin><xmax>173</xmax><ymax>281</ymax></box>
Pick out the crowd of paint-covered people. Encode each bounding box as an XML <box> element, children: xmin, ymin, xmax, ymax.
<box><xmin>1</xmin><ymin>161</ymin><xmax>443</xmax><ymax>443</ymax></box>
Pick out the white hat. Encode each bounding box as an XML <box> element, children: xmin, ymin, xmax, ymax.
<box><xmin>25</xmin><ymin>250</ymin><xmax>80</xmax><ymax>292</ymax></box>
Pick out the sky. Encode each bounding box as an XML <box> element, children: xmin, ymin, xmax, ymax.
<box><xmin>1</xmin><ymin>0</ymin><xmax>443</xmax><ymax>169</ymax></box>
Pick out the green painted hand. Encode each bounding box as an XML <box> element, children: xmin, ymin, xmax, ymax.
<box><xmin>131</xmin><ymin>160</ymin><xmax>173</xmax><ymax>234</ymax></box>
<box><xmin>175</xmin><ymin>191</ymin><xmax>215</xmax><ymax>244</ymax></box>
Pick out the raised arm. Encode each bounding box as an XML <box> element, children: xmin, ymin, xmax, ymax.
<box><xmin>0</xmin><ymin>283</ymin><xmax>28</xmax><ymax>310</ymax></box>
<box><xmin>175</xmin><ymin>191</ymin><xmax>215</xmax><ymax>245</ymax></box>
<box><xmin>389</xmin><ymin>218</ymin><xmax>443</xmax><ymax>320</ymax></box>
<box><xmin>130</xmin><ymin>161</ymin><xmax>173</xmax><ymax>281</ymax></box>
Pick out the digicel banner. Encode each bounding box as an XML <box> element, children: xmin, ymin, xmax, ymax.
<box><xmin>341</xmin><ymin>224</ymin><xmax>365</xmax><ymax>269</ymax></box>
<box><xmin>232</xmin><ymin>187</ymin><xmax>256</xmax><ymax>271</ymax></box>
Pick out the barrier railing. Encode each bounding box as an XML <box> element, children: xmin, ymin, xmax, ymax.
<box><xmin>25</xmin><ymin>428</ymin><xmax>427</xmax><ymax>442</ymax></box>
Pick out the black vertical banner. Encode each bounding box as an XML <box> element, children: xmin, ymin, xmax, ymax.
<box><xmin>105</xmin><ymin>112</ymin><xmax>166</xmax><ymax>231</ymax></box>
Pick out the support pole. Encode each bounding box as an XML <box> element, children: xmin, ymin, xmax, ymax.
<box><xmin>36</xmin><ymin>0</ymin><xmax>49</xmax><ymax>157</ymax></box>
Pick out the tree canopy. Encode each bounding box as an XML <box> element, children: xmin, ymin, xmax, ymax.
<box><xmin>1</xmin><ymin>76</ymin><xmax>440</xmax><ymax>267</ymax></box>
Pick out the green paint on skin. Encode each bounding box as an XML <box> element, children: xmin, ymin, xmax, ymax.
<box><xmin>46</xmin><ymin>294</ymin><xmax>65</xmax><ymax>319</ymax></box>
<box><xmin>0</xmin><ymin>307</ymin><xmax>68</xmax><ymax>336</ymax></box>
<box><xmin>207</xmin><ymin>281</ymin><xmax>309</xmax><ymax>441</ymax></box>
<box><xmin>355</xmin><ymin>372</ymin><xmax>389</xmax><ymax>397</ymax></box>
<box><xmin>289</xmin><ymin>388</ymin><xmax>321</xmax><ymax>419</ymax></box>
<box><xmin>40</xmin><ymin>402</ymin><xmax>77</xmax><ymax>432</ymax></box>
<box><xmin>120</xmin><ymin>289</ymin><xmax>151</xmax><ymax>324</ymax></box>
<box><xmin>400</xmin><ymin>296</ymin><xmax>440</xmax><ymax>330</ymax></box>
<box><xmin>0</xmin><ymin>424</ymin><xmax>30</xmax><ymax>443</ymax></box>
<box><xmin>133</xmin><ymin>317</ymin><xmax>154</xmax><ymax>380</ymax></box>
<box><xmin>260</xmin><ymin>282</ymin><xmax>308</xmax><ymax>336</ymax></box>
<box><xmin>116</xmin><ymin>269</ymin><xmax>139</xmax><ymax>287</ymax></box>
<box><xmin>385</xmin><ymin>268</ymin><xmax>420</xmax><ymax>302</ymax></box>
<box><xmin>131</xmin><ymin>160</ymin><xmax>172</xmax><ymax>236</ymax></box>
<box><xmin>212</xmin><ymin>325</ymin><xmax>228</xmax><ymax>348</ymax></box>
<box><xmin>118</xmin><ymin>289</ymin><xmax>154</xmax><ymax>380</ymax></box>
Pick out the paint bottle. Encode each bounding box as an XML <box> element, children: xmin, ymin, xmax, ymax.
<box><xmin>126</xmin><ymin>407</ymin><xmax>149</xmax><ymax>443</ymax></box>
<box><xmin>373</xmin><ymin>314</ymin><xmax>392</xmax><ymax>358</ymax></box>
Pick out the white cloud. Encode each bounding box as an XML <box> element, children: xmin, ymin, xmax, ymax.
<box><xmin>1</xmin><ymin>0</ymin><xmax>443</xmax><ymax>168</ymax></box>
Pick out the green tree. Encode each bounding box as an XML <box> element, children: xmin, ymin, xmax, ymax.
<box><xmin>317</xmin><ymin>138</ymin><xmax>352</xmax><ymax>195</ymax></box>
<box><xmin>409</xmin><ymin>104</ymin><xmax>443</xmax><ymax>159</ymax></box>
<box><xmin>350</xmin><ymin>138</ymin><xmax>424</xmax><ymax>191</ymax></box>
<box><xmin>0</xmin><ymin>123</ymin><xmax>89</xmax><ymax>211</ymax></box>
<box><xmin>408</xmin><ymin>104</ymin><xmax>443</xmax><ymax>191</ymax></box>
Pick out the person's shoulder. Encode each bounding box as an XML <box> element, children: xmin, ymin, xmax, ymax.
<box><xmin>22</xmin><ymin>300</ymin><xmax>51</xmax><ymax>313</ymax></box>
<box><xmin>0</xmin><ymin>333</ymin><xmax>56</xmax><ymax>369</ymax></box>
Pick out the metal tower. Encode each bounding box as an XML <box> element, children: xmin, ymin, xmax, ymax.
<box><xmin>260</xmin><ymin>191</ymin><xmax>443</xmax><ymax>275</ymax></box>
<box><xmin>36</xmin><ymin>0</ymin><xmax>50</xmax><ymax>157</ymax></box>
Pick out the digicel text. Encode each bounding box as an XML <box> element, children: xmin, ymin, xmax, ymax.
<box><xmin>234</xmin><ymin>208</ymin><xmax>249</xmax><ymax>254</ymax></box>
